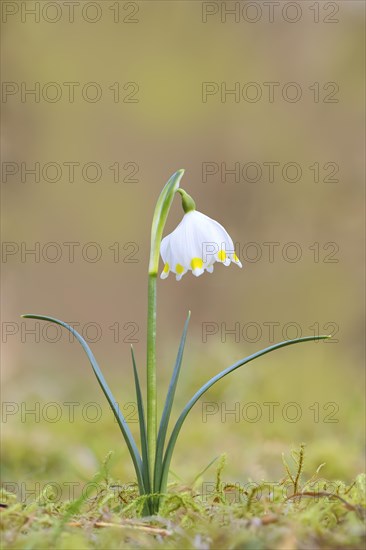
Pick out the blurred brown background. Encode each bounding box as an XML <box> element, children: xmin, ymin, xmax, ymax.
<box><xmin>1</xmin><ymin>1</ymin><xmax>364</xmax><ymax>492</ymax></box>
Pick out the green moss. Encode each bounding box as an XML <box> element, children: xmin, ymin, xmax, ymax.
<box><xmin>1</xmin><ymin>448</ymin><xmax>364</xmax><ymax>550</ymax></box>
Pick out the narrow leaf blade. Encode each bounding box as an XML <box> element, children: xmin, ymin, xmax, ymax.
<box><xmin>130</xmin><ymin>345</ymin><xmax>150</xmax><ymax>494</ymax></box>
<box><xmin>154</xmin><ymin>312</ymin><xmax>190</xmax><ymax>492</ymax></box>
<box><xmin>22</xmin><ymin>314</ymin><xmax>145</xmax><ymax>494</ymax></box>
<box><xmin>159</xmin><ymin>335</ymin><xmax>330</xmax><ymax>493</ymax></box>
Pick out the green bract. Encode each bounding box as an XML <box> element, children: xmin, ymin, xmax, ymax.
<box><xmin>22</xmin><ymin>169</ymin><xmax>330</xmax><ymax>516</ymax></box>
<box><xmin>148</xmin><ymin>169</ymin><xmax>185</xmax><ymax>276</ymax></box>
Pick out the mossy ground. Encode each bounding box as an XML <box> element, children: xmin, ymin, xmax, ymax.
<box><xmin>1</xmin><ymin>448</ymin><xmax>365</xmax><ymax>550</ymax></box>
<box><xmin>2</xmin><ymin>343</ymin><xmax>364</xmax><ymax>549</ymax></box>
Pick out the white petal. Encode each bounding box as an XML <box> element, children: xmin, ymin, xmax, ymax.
<box><xmin>192</xmin><ymin>266</ymin><xmax>205</xmax><ymax>277</ymax></box>
<box><xmin>160</xmin><ymin>262</ymin><xmax>170</xmax><ymax>279</ymax></box>
<box><xmin>231</xmin><ymin>254</ymin><xmax>243</xmax><ymax>268</ymax></box>
<box><xmin>159</xmin><ymin>209</ymin><xmax>242</xmax><ymax>279</ymax></box>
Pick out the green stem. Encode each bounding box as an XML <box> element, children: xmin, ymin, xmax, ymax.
<box><xmin>145</xmin><ymin>169</ymin><xmax>185</xmax><ymax>506</ymax></box>
<box><xmin>147</xmin><ymin>273</ymin><xmax>157</xmax><ymax>484</ymax></box>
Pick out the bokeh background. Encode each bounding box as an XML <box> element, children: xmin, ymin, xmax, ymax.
<box><xmin>2</xmin><ymin>1</ymin><xmax>365</xmax><ymax>496</ymax></box>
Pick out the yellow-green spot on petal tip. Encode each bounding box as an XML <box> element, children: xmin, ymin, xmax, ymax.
<box><xmin>191</xmin><ymin>258</ymin><xmax>203</xmax><ymax>270</ymax></box>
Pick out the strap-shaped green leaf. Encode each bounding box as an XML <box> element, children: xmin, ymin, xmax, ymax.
<box><xmin>21</xmin><ymin>314</ymin><xmax>145</xmax><ymax>494</ymax></box>
<box><xmin>130</xmin><ymin>345</ymin><xmax>150</xmax><ymax>494</ymax></box>
<box><xmin>148</xmin><ymin>169</ymin><xmax>185</xmax><ymax>276</ymax></box>
<box><xmin>154</xmin><ymin>312</ymin><xmax>190</xmax><ymax>492</ymax></box>
<box><xmin>159</xmin><ymin>335</ymin><xmax>330</xmax><ymax>493</ymax></box>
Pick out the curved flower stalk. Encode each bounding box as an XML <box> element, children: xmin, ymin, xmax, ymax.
<box><xmin>22</xmin><ymin>169</ymin><xmax>329</xmax><ymax>516</ymax></box>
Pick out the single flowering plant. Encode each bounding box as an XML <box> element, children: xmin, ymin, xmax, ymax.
<box><xmin>23</xmin><ymin>169</ymin><xmax>328</xmax><ymax>515</ymax></box>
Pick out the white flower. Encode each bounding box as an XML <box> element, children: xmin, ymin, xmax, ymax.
<box><xmin>160</xmin><ymin>210</ymin><xmax>242</xmax><ymax>280</ymax></box>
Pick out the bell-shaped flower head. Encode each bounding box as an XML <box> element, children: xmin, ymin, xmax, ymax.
<box><xmin>160</xmin><ymin>189</ymin><xmax>242</xmax><ymax>280</ymax></box>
